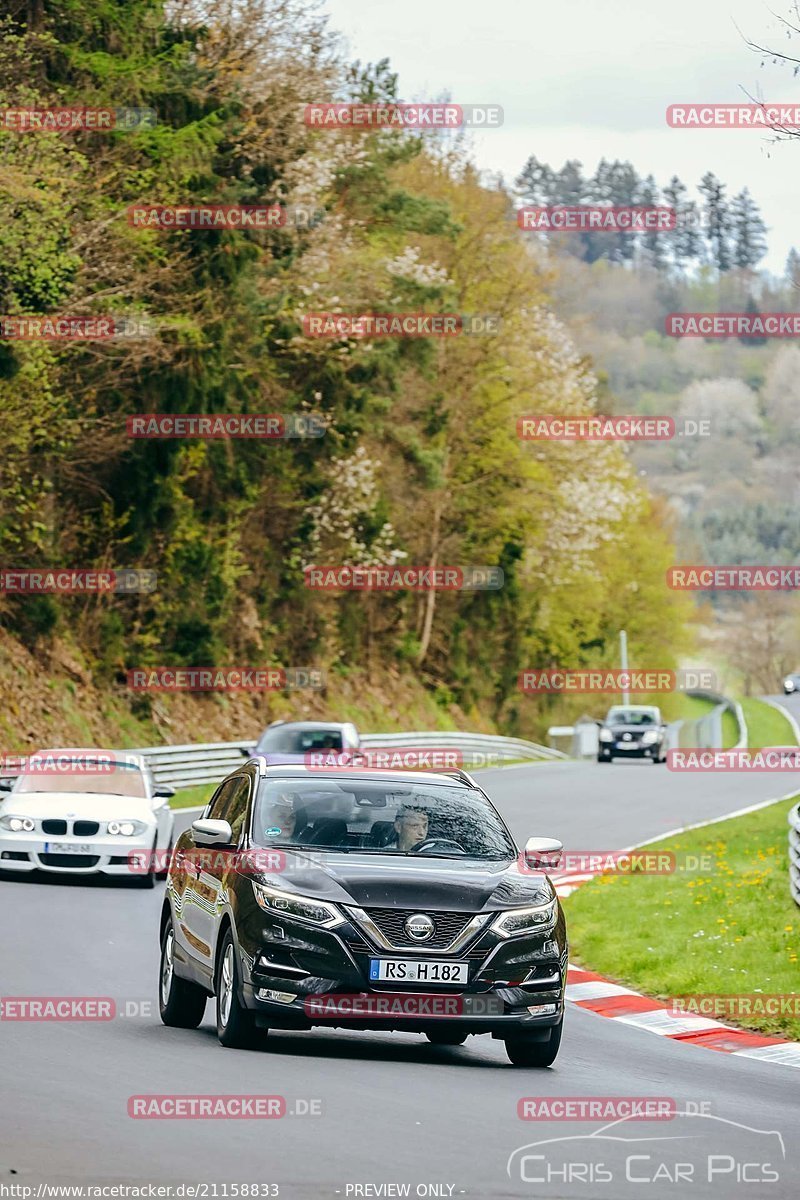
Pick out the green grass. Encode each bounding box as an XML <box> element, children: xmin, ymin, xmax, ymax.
<box><xmin>170</xmin><ymin>782</ymin><xmax>216</xmax><ymax>810</ymax></box>
<box><xmin>740</xmin><ymin>697</ymin><xmax>797</xmax><ymax>748</ymax></box>
<box><xmin>564</xmin><ymin>795</ymin><xmax>800</xmax><ymax>1040</ymax></box>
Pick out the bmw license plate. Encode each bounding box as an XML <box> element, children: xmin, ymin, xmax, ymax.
<box><xmin>44</xmin><ymin>842</ymin><xmax>92</xmax><ymax>854</ymax></box>
<box><xmin>369</xmin><ymin>958</ymin><xmax>468</xmax><ymax>984</ymax></box>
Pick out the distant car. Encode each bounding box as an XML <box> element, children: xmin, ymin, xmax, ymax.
<box><xmin>0</xmin><ymin>748</ymin><xmax>174</xmax><ymax>887</ymax></box>
<box><xmin>597</xmin><ymin>706</ymin><xmax>667</xmax><ymax>764</ymax></box>
<box><xmin>784</xmin><ymin>674</ymin><xmax>800</xmax><ymax>695</ymax></box>
<box><xmin>253</xmin><ymin>720</ymin><xmax>361</xmax><ymax>764</ymax></box>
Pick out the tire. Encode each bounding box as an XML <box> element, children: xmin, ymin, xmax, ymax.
<box><xmin>159</xmin><ymin>919</ymin><xmax>207</xmax><ymax>1028</ymax></box>
<box><xmin>425</xmin><ymin>1029</ymin><xmax>468</xmax><ymax>1046</ymax></box>
<box><xmin>597</xmin><ymin>754</ymin><xmax>612</xmax><ymax>763</ymax></box>
<box><xmin>133</xmin><ymin>837</ymin><xmax>157</xmax><ymax>888</ymax></box>
<box><xmin>215</xmin><ymin>929</ymin><xmax>262</xmax><ymax>1049</ymax></box>
<box><xmin>505</xmin><ymin>1018</ymin><xmax>563</xmax><ymax>1067</ymax></box>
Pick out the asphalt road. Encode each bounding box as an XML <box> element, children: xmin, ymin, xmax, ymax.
<box><xmin>2</xmin><ymin>757</ymin><xmax>799</xmax><ymax>1198</ymax></box>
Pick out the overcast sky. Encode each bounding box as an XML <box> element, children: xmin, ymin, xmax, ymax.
<box><xmin>322</xmin><ymin>0</ymin><xmax>800</xmax><ymax>274</ymax></box>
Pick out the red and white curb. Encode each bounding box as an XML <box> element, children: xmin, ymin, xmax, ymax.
<box><xmin>565</xmin><ymin>965</ymin><xmax>800</xmax><ymax>1068</ymax></box>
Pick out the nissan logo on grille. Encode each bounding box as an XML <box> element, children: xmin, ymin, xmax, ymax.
<box><xmin>404</xmin><ymin>913</ymin><xmax>435</xmax><ymax>941</ymax></box>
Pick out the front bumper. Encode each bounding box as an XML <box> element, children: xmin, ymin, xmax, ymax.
<box><xmin>0</xmin><ymin>831</ymin><xmax>156</xmax><ymax>876</ymax></box>
<box><xmin>600</xmin><ymin>740</ymin><xmax>661</xmax><ymax>758</ymax></box>
<box><xmin>237</xmin><ymin>904</ymin><xmax>567</xmax><ymax>1036</ymax></box>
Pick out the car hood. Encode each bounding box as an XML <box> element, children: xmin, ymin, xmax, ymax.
<box><xmin>255</xmin><ymin>849</ymin><xmax>554</xmax><ymax>911</ymax></box>
<box><xmin>0</xmin><ymin>792</ymin><xmax>156</xmax><ymax>820</ymax></box>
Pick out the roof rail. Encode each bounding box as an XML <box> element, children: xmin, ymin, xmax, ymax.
<box><xmin>445</xmin><ymin>769</ymin><xmax>478</xmax><ymax>787</ymax></box>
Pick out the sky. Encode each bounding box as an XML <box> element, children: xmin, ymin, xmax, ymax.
<box><xmin>320</xmin><ymin>0</ymin><xmax>800</xmax><ymax>274</ymax></box>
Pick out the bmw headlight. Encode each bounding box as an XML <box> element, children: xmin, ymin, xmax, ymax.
<box><xmin>0</xmin><ymin>815</ymin><xmax>35</xmax><ymax>833</ymax></box>
<box><xmin>641</xmin><ymin>731</ymin><xmax>659</xmax><ymax>745</ymax></box>
<box><xmin>107</xmin><ymin>820</ymin><xmax>147</xmax><ymax>836</ymax></box>
<box><xmin>252</xmin><ymin>881</ymin><xmax>344</xmax><ymax>928</ymax></box>
<box><xmin>599</xmin><ymin>728</ymin><xmax>613</xmax><ymax>742</ymax></box>
<box><xmin>491</xmin><ymin>899</ymin><xmax>557</xmax><ymax>938</ymax></box>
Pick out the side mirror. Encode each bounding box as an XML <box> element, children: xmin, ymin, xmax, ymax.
<box><xmin>0</xmin><ymin>778</ymin><xmax>15</xmax><ymax>792</ymax></box>
<box><xmin>191</xmin><ymin>818</ymin><xmax>234</xmax><ymax>847</ymax></box>
<box><xmin>154</xmin><ymin>783</ymin><xmax>176</xmax><ymax>798</ymax></box>
<box><xmin>523</xmin><ymin>836</ymin><xmax>563</xmax><ymax>871</ymax></box>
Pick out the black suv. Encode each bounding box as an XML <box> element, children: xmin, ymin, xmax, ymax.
<box><xmin>158</xmin><ymin>760</ymin><xmax>567</xmax><ymax>1067</ymax></box>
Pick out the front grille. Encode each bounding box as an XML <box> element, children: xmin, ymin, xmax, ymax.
<box><xmin>42</xmin><ymin>819</ymin><xmax>67</xmax><ymax>835</ymax></box>
<box><xmin>73</xmin><ymin>821</ymin><xmax>99</xmax><ymax>836</ymax></box>
<box><xmin>364</xmin><ymin>907</ymin><xmax>474</xmax><ymax>950</ymax></box>
<box><xmin>39</xmin><ymin>854</ymin><xmax>100</xmax><ymax>869</ymax></box>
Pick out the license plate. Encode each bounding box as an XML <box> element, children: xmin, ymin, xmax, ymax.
<box><xmin>44</xmin><ymin>842</ymin><xmax>92</xmax><ymax>854</ymax></box>
<box><xmin>369</xmin><ymin>958</ymin><xmax>468</xmax><ymax>984</ymax></box>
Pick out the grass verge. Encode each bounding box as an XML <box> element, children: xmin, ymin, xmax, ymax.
<box><xmin>740</xmin><ymin>697</ymin><xmax>797</xmax><ymax>748</ymax></box>
<box><xmin>564</xmin><ymin>794</ymin><xmax>800</xmax><ymax>1040</ymax></box>
<box><xmin>170</xmin><ymin>782</ymin><xmax>216</xmax><ymax>810</ymax></box>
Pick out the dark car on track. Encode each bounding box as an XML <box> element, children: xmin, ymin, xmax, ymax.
<box><xmin>597</xmin><ymin>704</ymin><xmax>667</xmax><ymax>764</ymax></box>
<box><xmin>158</xmin><ymin>759</ymin><xmax>567</xmax><ymax>1066</ymax></box>
<box><xmin>252</xmin><ymin>720</ymin><xmax>361</xmax><ymax>763</ymax></box>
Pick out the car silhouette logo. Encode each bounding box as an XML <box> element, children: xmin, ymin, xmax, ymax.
<box><xmin>623</xmin><ymin>733</ymin><xmax>632</xmax><ymax>740</ymax></box>
<box><xmin>405</xmin><ymin>913</ymin><xmax>435</xmax><ymax>941</ymax></box>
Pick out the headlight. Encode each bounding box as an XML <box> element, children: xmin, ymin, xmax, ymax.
<box><xmin>0</xmin><ymin>815</ymin><xmax>35</xmax><ymax>833</ymax></box>
<box><xmin>252</xmin><ymin>881</ymin><xmax>344</xmax><ymax>928</ymax></box>
<box><xmin>641</xmin><ymin>730</ymin><xmax>659</xmax><ymax>744</ymax></box>
<box><xmin>599</xmin><ymin>729</ymin><xmax>613</xmax><ymax>742</ymax></box>
<box><xmin>491</xmin><ymin>899</ymin><xmax>557</xmax><ymax>938</ymax></box>
<box><xmin>785</xmin><ymin>679</ymin><xmax>795</xmax><ymax>689</ymax></box>
<box><xmin>107</xmin><ymin>820</ymin><xmax>147</xmax><ymax>836</ymax></box>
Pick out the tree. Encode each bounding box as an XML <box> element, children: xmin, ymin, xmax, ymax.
<box><xmin>698</xmin><ymin>172</ymin><xmax>732</xmax><ymax>271</ymax></box>
<box><xmin>730</xmin><ymin>188</ymin><xmax>768</xmax><ymax>269</ymax></box>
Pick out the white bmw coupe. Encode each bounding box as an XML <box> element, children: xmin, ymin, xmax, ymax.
<box><xmin>0</xmin><ymin>748</ymin><xmax>175</xmax><ymax>887</ymax></box>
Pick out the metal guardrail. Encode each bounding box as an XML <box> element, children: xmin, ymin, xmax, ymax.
<box><xmin>790</xmin><ymin>803</ymin><xmax>800</xmax><ymax>908</ymax></box>
<box><xmin>133</xmin><ymin>730</ymin><xmax>566</xmax><ymax>789</ymax></box>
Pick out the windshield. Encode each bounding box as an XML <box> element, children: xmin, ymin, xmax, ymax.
<box><xmin>256</xmin><ymin>727</ymin><xmax>344</xmax><ymax>754</ymax></box>
<box><xmin>15</xmin><ymin>766</ymin><xmax>148</xmax><ymax>797</ymax></box>
<box><xmin>605</xmin><ymin>708</ymin><xmax>658</xmax><ymax>727</ymax></box>
<box><xmin>252</xmin><ymin>778</ymin><xmax>516</xmax><ymax>860</ymax></box>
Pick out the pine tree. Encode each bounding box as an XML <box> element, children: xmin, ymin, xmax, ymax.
<box><xmin>663</xmin><ymin>175</ymin><xmax>701</xmax><ymax>268</ymax></box>
<box><xmin>730</xmin><ymin>188</ymin><xmax>768</xmax><ymax>269</ymax></box>
<box><xmin>515</xmin><ymin>155</ymin><xmax>556</xmax><ymax>206</ymax></box>
<box><xmin>699</xmin><ymin>172</ymin><xmax>732</xmax><ymax>271</ymax></box>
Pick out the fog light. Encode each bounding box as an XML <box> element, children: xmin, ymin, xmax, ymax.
<box><xmin>256</xmin><ymin>988</ymin><xmax>296</xmax><ymax>1004</ymax></box>
<box><xmin>527</xmin><ymin>1003</ymin><xmax>557</xmax><ymax>1015</ymax></box>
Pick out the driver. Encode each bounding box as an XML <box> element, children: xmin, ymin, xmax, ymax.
<box><xmin>263</xmin><ymin>794</ymin><xmax>298</xmax><ymax>841</ymax></box>
<box><xmin>389</xmin><ymin>805</ymin><xmax>429</xmax><ymax>851</ymax></box>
